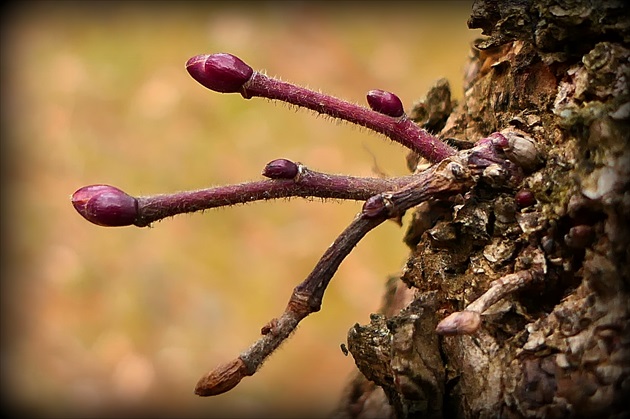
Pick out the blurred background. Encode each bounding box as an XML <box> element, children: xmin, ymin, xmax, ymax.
<box><xmin>1</xmin><ymin>2</ymin><xmax>478</xmax><ymax>418</ymax></box>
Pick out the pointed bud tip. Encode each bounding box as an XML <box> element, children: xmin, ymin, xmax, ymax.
<box><xmin>194</xmin><ymin>358</ymin><xmax>248</xmax><ymax>397</ymax></box>
<box><xmin>262</xmin><ymin>158</ymin><xmax>299</xmax><ymax>179</ymax></box>
<box><xmin>186</xmin><ymin>53</ymin><xmax>254</xmax><ymax>93</ymax></box>
<box><xmin>366</xmin><ymin>89</ymin><xmax>404</xmax><ymax>117</ymax></box>
<box><xmin>436</xmin><ymin>310</ymin><xmax>481</xmax><ymax>335</ymax></box>
<box><xmin>71</xmin><ymin>184</ymin><xmax>138</xmax><ymax>227</ymax></box>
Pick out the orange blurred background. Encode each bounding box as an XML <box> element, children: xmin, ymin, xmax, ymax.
<box><xmin>2</xmin><ymin>2</ymin><xmax>478</xmax><ymax>417</ymax></box>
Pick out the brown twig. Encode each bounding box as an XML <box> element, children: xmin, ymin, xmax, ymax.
<box><xmin>195</xmin><ymin>157</ymin><xmax>473</xmax><ymax>395</ymax></box>
<box><xmin>436</xmin><ymin>248</ymin><xmax>547</xmax><ymax>335</ymax></box>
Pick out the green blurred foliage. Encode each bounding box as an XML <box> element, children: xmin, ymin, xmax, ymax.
<box><xmin>2</xmin><ymin>2</ymin><xmax>478</xmax><ymax>417</ymax></box>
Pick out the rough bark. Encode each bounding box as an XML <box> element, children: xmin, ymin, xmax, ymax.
<box><xmin>334</xmin><ymin>1</ymin><xmax>630</xmax><ymax>417</ymax></box>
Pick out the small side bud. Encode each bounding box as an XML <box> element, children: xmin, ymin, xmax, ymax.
<box><xmin>366</xmin><ymin>89</ymin><xmax>404</xmax><ymax>117</ymax></box>
<box><xmin>186</xmin><ymin>53</ymin><xmax>254</xmax><ymax>93</ymax></box>
<box><xmin>195</xmin><ymin>358</ymin><xmax>249</xmax><ymax>397</ymax></box>
<box><xmin>262</xmin><ymin>158</ymin><xmax>299</xmax><ymax>179</ymax></box>
<box><xmin>362</xmin><ymin>195</ymin><xmax>390</xmax><ymax>218</ymax></box>
<box><xmin>71</xmin><ymin>185</ymin><xmax>138</xmax><ymax>227</ymax></box>
<box><xmin>515</xmin><ymin>189</ymin><xmax>536</xmax><ymax>209</ymax></box>
<box><xmin>260</xmin><ymin>318</ymin><xmax>279</xmax><ymax>336</ymax></box>
<box><xmin>436</xmin><ymin>310</ymin><xmax>481</xmax><ymax>335</ymax></box>
<box><xmin>488</xmin><ymin>132</ymin><xmax>509</xmax><ymax>149</ymax></box>
<box><xmin>564</xmin><ymin>225</ymin><xmax>594</xmax><ymax>249</ymax></box>
<box><xmin>497</xmin><ymin>129</ymin><xmax>542</xmax><ymax>171</ymax></box>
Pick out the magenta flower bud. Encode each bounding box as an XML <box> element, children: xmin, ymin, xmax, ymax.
<box><xmin>366</xmin><ymin>89</ymin><xmax>404</xmax><ymax>117</ymax></box>
<box><xmin>71</xmin><ymin>184</ymin><xmax>138</xmax><ymax>227</ymax></box>
<box><xmin>186</xmin><ymin>53</ymin><xmax>254</xmax><ymax>93</ymax></box>
<box><xmin>262</xmin><ymin>158</ymin><xmax>299</xmax><ymax>179</ymax></box>
<box><xmin>515</xmin><ymin>189</ymin><xmax>536</xmax><ymax>209</ymax></box>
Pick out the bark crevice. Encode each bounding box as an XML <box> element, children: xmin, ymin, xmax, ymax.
<box><xmin>334</xmin><ymin>1</ymin><xmax>629</xmax><ymax>417</ymax></box>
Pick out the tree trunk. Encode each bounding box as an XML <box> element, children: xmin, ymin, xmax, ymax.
<box><xmin>334</xmin><ymin>1</ymin><xmax>630</xmax><ymax>417</ymax></box>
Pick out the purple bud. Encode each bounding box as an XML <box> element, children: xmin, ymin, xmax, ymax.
<box><xmin>186</xmin><ymin>53</ymin><xmax>254</xmax><ymax>93</ymax></box>
<box><xmin>362</xmin><ymin>195</ymin><xmax>389</xmax><ymax>218</ymax></box>
<box><xmin>366</xmin><ymin>89</ymin><xmax>404</xmax><ymax>117</ymax></box>
<box><xmin>71</xmin><ymin>184</ymin><xmax>138</xmax><ymax>227</ymax></box>
<box><xmin>515</xmin><ymin>189</ymin><xmax>536</xmax><ymax>209</ymax></box>
<box><xmin>489</xmin><ymin>132</ymin><xmax>509</xmax><ymax>149</ymax></box>
<box><xmin>262</xmin><ymin>159</ymin><xmax>299</xmax><ymax>179</ymax></box>
<box><xmin>564</xmin><ymin>225</ymin><xmax>594</xmax><ymax>249</ymax></box>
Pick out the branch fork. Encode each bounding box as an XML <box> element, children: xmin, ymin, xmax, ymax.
<box><xmin>71</xmin><ymin>52</ymin><xmax>541</xmax><ymax>396</ymax></box>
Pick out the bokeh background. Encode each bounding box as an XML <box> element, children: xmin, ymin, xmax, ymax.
<box><xmin>2</xmin><ymin>2</ymin><xmax>479</xmax><ymax>417</ymax></box>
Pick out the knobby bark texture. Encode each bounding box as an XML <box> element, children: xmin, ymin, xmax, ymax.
<box><xmin>334</xmin><ymin>1</ymin><xmax>629</xmax><ymax>418</ymax></box>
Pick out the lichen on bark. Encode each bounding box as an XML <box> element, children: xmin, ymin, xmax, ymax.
<box><xmin>335</xmin><ymin>1</ymin><xmax>629</xmax><ymax>417</ymax></box>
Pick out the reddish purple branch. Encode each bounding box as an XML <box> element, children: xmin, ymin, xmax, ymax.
<box><xmin>186</xmin><ymin>53</ymin><xmax>456</xmax><ymax>163</ymax></box>
<box><xmin>71</xmin><ymin>159</ymin><xmax>417</xmax><ymax>228</ymax></box>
